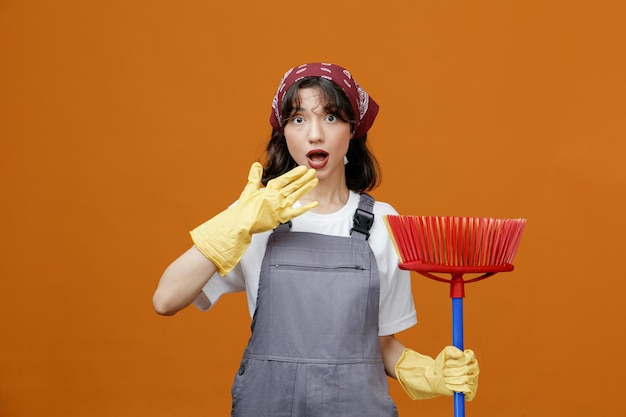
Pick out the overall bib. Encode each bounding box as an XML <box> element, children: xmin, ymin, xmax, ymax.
<box><xmin>230</xmin><ymin>194</ymin><xmax>398</xmax><ymax>417</ymax></box>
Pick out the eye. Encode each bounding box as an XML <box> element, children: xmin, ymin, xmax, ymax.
<box><xmin>325</xmin><ymin>114</ymin><xmax>337</xmax><ymax>122</ymax></box>
<box><xmin>291</xmin><ymin>116</ymin><xmax>304</xmax><ymax>124</ymax></box>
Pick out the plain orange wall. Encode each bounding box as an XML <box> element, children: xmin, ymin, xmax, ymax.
<box><xmin>2</xmin><ymin>1</ymin><xmax>625</xmax><ymax>416</ymax></box>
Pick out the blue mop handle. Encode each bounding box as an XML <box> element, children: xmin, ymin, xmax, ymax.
<box><xmin>449</xmin><ymin>273</ymin><xmax>466</xmax><ymax>417</ymax></box>
<box><xmin>452</xmin><ymin>296</ymin><xmax>465</xmax><ymax>417</ymax></box>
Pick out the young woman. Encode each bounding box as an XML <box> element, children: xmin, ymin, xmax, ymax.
<box><xmin>153</xmin><ymin>63</ymin><xmax>479</xmax><ymax>416</ymax></box>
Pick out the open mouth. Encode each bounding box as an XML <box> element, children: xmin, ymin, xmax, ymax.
<box><xmin>306</xmin><ymin>150</ymin><xmax>330</xmax><ymax>169</ymax></box>
<box><xmin>307</xmin><ymin>150</ymin><xmax>329</xmax><ymax>162</ymax></box>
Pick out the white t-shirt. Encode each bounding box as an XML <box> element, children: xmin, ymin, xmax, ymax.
<box><xmin>195</xmin><ymin>191</ymin><xmax>417</xmax><ymax>336</ymax></box>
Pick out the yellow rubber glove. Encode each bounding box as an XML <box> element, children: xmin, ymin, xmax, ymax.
<box><xmin>190</xmin><ymin>162</ymin><xmax>318</xmax><ymax>276</ymax></box>
<box><xmin>395</xmin><ymin>346</ymin><xmax>479</xmax><ymax>401</ymax></box>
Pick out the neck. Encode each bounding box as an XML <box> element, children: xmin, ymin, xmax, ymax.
<box><xmin>300</xmin><ymin>179</ymin><xmax>351</xmax><ymax>214</ymax></box>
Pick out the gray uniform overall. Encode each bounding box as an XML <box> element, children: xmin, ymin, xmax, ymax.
<box><xmin>230</xmin><ymin>194</ymin><xmax>398</xmax><ymax>417</ymax></box>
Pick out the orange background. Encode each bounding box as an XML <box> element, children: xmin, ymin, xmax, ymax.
<box><xmin>2</xmin><ymin>1</ymin><xmax>625</xmax><ymax>416</ymax></box>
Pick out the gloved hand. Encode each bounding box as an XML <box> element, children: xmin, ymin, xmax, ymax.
<box><xmin>190</xmin><ymin>162</ymin><xmax>318</xmax><ymax>276</ymax></box>
<box><xmin>395</xmin><ymin>346</ymin><xmax>479</xmax><ymax>401</ymax></box>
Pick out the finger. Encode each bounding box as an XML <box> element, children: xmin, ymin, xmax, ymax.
<box><xmin>280</xmin><ymin>168</ymin><xmax>317</xmax><ymax>196</ymax></box>
<box><xmin>247</xmin><ymin>162</ymin><xmax>263</xmax><ymax>183</ymax></box>
<box><xmin>463</xmin><ymin>349</ymin><xmax>477</xmax><ymax>362</ymax></box>
<box><xmin>243</xmin><ymin>162</ymin><xmax>263</xmax><ymax>192</ymax></box>
<box><xmin>445</xmin><ymin>356</ymin><xmax>471</xmax><ymax>368</ymax></box>
<box><xmin>443</xmin><ymin>366</ymin><xmax>471</xmax><ymax>378</ymax></box>
<box><xmin>445</xmin><ymin>380</ymin><xmax>473</xmax><ymax>392</ymax></box>
<box><xmin>266</xmin><ymin>165</ymin><xmax>309</xmax><ymax>190</ymax></box>
<box><xmin>278</xmin><ymin>170</ymin><xmax>317</xmax><ymax>200</ymax></box>
<box><xmin>444</xmin><ymin>376</ymin><xmax>477</xmax><ymax>391</ymax></box>
<box><xmin>281</xmin><ymin>201</ymin><xmax>319</xmax><ymax>220</ymax></box>
<box><xmin>444</xmin><ymin>366</ymin><xmax>478</xmax><ymax>401</ymax></box>
<box><xmin>444</xmin><ymin>345</ymin><xmax>464</xmax><ymax>360</ymax></box>
<box><xmin>466</xmin><ymin>360</ymin><xmax>479</xmax><ymax>375</ymax></box>
<box><xmin>284</xmin><ymin>176</ymin><xmax>318</xmax><ymax>205</ymax></box>
<box><xmin>443</xmin><ymin>360</ymin><xmax>479</xmax><ymax>377</ymax></box>
<box><xmin>444</xmin><ymin>348</ymin><xmax>477</xmax><ymax>367</ymax></box>
<box><xmin>239</xmin><ymin>163</ymin><xmax>264</xmax><ymax>199</ymax></box>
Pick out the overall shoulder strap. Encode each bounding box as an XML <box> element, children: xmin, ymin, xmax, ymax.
<box><xmin>351</xmin><ymin>193</ymin><xmax>375</xmax><ymax>240</ymax></box>
<box><xmin>274</xmin><ymin>221</ymin><xmax>292</xmax><ymax>233</ymax></box>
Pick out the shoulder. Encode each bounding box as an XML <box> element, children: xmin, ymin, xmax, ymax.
<box><xmin>372</xmin><ymin>200</ymin><xmax>399</xmax><ymax>216</ymax></box>
<box><xmin>353</xmin><ymin>192</ymin><xmax>399</xmax><ymax>215</ymax></box>
<box><xmin>360</xmin><ymin>193</ymin><xmax>400</xmax><ymax>220</ymax></box>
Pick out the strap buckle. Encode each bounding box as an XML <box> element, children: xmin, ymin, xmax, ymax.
<box><xmin>351</xmin><ymin>208</ymin><xmax>375</xmax><ymax>240</ymax></box>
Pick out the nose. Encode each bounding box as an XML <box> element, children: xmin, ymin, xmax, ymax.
<box><xmin>307</xmin><ymin>118</ymin><xmax>324</xmax><ymax>143</ymax></box>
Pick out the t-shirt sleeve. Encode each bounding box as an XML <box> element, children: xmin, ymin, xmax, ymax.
<box><xmin>378</xmin><ymin>267</ymin><xmax>417</xmax><ymax>335</ymax></box>
<box><xmin>373</xmin><ymin>202</ymin><xmax>418</xmax><ymax>335</ymax></box>
<box><xmin>192</xmin><ymin>263</ymin><xmax>246</xmax><ymax>311</ymax></box>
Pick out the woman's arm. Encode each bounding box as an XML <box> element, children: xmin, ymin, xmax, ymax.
<box><xmin>152</xmin><ymin>245</ymin><xmax>217</xmax><ymax>316</ymax></box>
<box><xmin>379</xmin><ymin>334</ymin><xmax>406</xmax><ymax>378</ymax></box>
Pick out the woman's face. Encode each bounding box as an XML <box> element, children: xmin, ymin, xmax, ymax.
<box><xmin>284</xmin><ymin>87</ymin><xmax>352</xmax><ymax>181</ymax></box>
